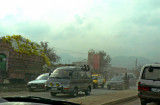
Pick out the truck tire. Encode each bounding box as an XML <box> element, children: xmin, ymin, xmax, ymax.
<box><xmin>50</xmin><ymin>92</ymin><xmax>57</xmax><ymax>96</ymax></box>
<box><xmin>85</xmin><ymin>87</ymin><xmax>91</xmax><ymax>95</ymax></box>
<box><xmin>140</xmin><ymin>99</ymin><xmax>147</xmax><ymax>105</ymax></box>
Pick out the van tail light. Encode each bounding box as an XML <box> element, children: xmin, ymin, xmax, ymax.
<box><xmin>138</xmin><ymin>82</ymin><xmax>150</xmax><ymax>91</ymax></box>
<box><xmin>138</xmin><ymin>82</ymin><xmax>141</xmax><ymax>90</ymax></box>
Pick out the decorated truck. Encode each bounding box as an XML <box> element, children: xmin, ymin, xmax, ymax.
<box><xmin>0</xmin><ymin>35</ymin><xmax>51</xmax><ymax>84</ymax></box>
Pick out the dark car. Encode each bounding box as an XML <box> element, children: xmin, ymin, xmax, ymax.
<box><xmin>120</xmin><ymin>73</ymin><xmax>137</xmax><ymax>86</ymax></box>
<box><xmin>27</xmin><ymin>73</ymin><xmax>49</xmax><ymax>91</ymax></box>
<box><xmin>107</xmin><ymin>76</ymin><xmax>129</xmax><ymax>90</ymax></box>
<box><xmin>45</xmin><ymin>65</ymin><xmax>92</xmax><ymax>97</ymax></box>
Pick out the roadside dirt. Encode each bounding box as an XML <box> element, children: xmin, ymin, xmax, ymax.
<box><xmin>66</xmin><ymin>89</ymin><xmax>138</xmax><ymax>105</ymax></box>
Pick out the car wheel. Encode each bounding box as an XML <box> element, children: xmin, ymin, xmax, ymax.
<box><xmin>102</xmin><ymin>83</ymin><xmax>104</xmax><ymax>88</ymax></box>
<box><xmin>107</xmin><ymin>86</ymin><xmax>110</xmax><ymax>90</ymax></box>
<box><xmin>95</xmin><ymin>84</ymin><xmax>98</xmax><ymax>89</ymax></box>
<box><xmin>85</xmin><ymin>87</ymin><xmax>91</xmax><ymax>95</ymax></box>
<box><xmin>140</xmin><ymin>99</ymin><xmax>147</xmax><ymax>105</ymax></box>
<box><xmin>93</xmin><ymin>85</ymin><xmax>96</xmax><ymax>89</ymax></box>
<box><xmin>50</xmin><ymin>92</ymin><xmax>57</xmax><ymax>96</ymax></box>
<box><xmin>93</xmin><ymin>84</ymin><xmax>98</xmax><ymax>89</ymax></box>
<box><xmin>71</xmin><ymin>88</ymin><xmax>78</xmax><ymax>97</ymax></box>
<box><xmin>121</xmin><ymin>85</ymin><xmax>125</xmax><ymax>90</ymax></box>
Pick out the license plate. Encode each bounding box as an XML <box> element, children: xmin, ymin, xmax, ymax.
<box><xmin>51</xmin><ymin>88</ymin><xmax>57</xmax><ymax>91</ymax></box>
<box><xmin>151</xmin><ymin>88</ymin><xmax>160</xmax><ymax>92</ymax></box>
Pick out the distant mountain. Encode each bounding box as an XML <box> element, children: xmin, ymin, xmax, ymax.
<box><xmin>111</xmin><ymin>56</ymin><xmax>154</xmax><ymax>69</ymax></box>
<box><xmin>57</xmin><ymin>53</ymin><xmax>85</xmax><ymax>64</ymax></box>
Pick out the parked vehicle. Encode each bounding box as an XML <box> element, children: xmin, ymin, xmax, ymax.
<box><xmin>120</xmin><ymin>73</ymin><xmax>137</xmax><ymax>86</ymax></box>
<box><xmin>27</xmin><ymin>73</ymin><xmax>49</xmax><ymax>91</ymax></box>
<box><xmin>107</xmin><ymin>76</ymin><xmax>129</xmax><ymax>90</ymax></box>
<box><xmin>92</xmin><ymin>74</ymin><xmax>106</xmax><ymax>88</ymax></box>
<box><xmin>45</xmin><ymin>65</ymin><xmax>92</xmax><ymax>97</ymax></box>
<box><xmin>138</xmin><ymin>64</ymin><xmax>160</xmax><ymax>105</ymax></box>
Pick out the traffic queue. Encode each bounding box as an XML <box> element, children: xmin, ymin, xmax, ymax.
<box><xmin>27</xmin><ymin>65</ymin><xmax>137</xmax><ymax>97</ymax></box>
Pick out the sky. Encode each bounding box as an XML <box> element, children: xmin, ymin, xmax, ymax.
<box><xmin>0</xmin><ymin>0</ymin><xmax>160</xmax><ymax>62</ymax></box>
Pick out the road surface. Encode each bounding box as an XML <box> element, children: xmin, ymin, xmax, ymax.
<box><xmin>0</xmin><ymin>87</ymin><xmax>130</xmax><ymax>101</ymax></box>
<box><xmin>117</xmin><ymin>98</ymin><xmax>158</xmax><ymax>105</ymax></box>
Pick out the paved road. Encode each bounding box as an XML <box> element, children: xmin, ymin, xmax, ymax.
<box><xmin>117</xmin><ymin>98</ymin><xmax>158</xmax><ymax>105</ymax></box>
<box><xmin>0</xmin><ymin>86</ymin><xmax>132</xmax><ymax>101</ymax></box>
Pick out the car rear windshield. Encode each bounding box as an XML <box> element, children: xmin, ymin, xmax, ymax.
<box><xmin>111</xmin><ymin>76</ymin><xmax>123</xmax><ymax>81</ymax></box>
<box><xmin>36</xmin><ymin>75</ymin><xmax>49</xmax><ymax>80</ymax></box>
<box><xmin>142</xmin><ymin>67</ymin><xmax>160</xmax><ymax>80</ymax></box>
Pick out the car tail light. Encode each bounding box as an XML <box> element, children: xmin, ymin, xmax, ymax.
<box><xmin>138</xmin><ymin>82</ymin><xmax>149</xmax><ymax>91</ymax></box>
<box><xmin>138</xmin><ymin>82</ymin><xmax>141</xmax><ymax>90</ymax></box>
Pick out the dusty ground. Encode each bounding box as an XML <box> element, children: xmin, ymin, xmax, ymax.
<box><xmin>66</xmin><ymin>89</ymin><xmax>138</xmax><ymax>105</ymax></box>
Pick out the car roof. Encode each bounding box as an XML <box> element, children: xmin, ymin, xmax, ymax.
<box><xmin>56</xmin><ymin>66</ymin><xmax>89</xmax><ymax>71</ymax></box>
<box><xmin>57</xmin><ymin>66</ymin><xmax>77</xmax><ymax>69</ymax></box>
<box><xmin>143</xmin><ymin>64</ymin><xmax>160</xmax><ymax>68</ymax></box>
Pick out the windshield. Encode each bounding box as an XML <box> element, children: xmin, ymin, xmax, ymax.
<box><xmin>111</xmin><ymin>76</ymin><xmax>123</xmax><ymax>81</ymax></box>
<box><xmin>92</xmin><ymin>76</ymin><xmax>98</xmax><ymax>80</ymax></box>
<box><xmin>0</xmin><ymin>0</ymin><xmax>157</xmax><ymax>104</ymax></box>
<box><xmin>36</xmin><ymin>75</ymin><xmax>49</xmax><ymax>80</ymax></box>
<box><xmin>142</xmin><ymin>67</ymin><xmax>160</xmax><ymax>80</ymax></box>
<box><xmin>50</xmin><ymin>69</ymin><xmax>72</xmax><ymax>78</ymax></box>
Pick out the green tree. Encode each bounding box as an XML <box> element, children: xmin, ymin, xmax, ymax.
<box><xmin>98</xmin><ymin>51</ymin><xmax>111</xmax><ymax>69</ymax></box>
<box><xmin>40</xmin><ymin>42</ymin><xmax>60</xmax><ymax>65</ymax></box>
<box><xmin>88</xmin><ymin>49</ymin><xmax>111</xmax><ymax>69</ymax></box>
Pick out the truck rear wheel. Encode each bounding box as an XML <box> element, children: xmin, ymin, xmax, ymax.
<box><xmin>140</xmin><ymin>99</ymin><xmax>147</xmax><ymax>105</ymax></box>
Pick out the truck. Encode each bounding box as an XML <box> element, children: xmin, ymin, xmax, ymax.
<box><xmin>0</xmin><ymin>35</ymin><xmax>50</xmax><ymax>84</ymax></box>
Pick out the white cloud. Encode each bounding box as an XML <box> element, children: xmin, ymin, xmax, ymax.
<box><xmin>0</xmin><ymin>0</ymin><xmax>160</xmax><ymax>61</ymax></box>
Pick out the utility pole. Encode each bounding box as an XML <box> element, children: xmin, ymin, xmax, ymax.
<box><xmin>135</xmin><ymin>58</ymin><xmax>137</xmax><ymax>70</ymax></box>
<box><xmin>69</xmin><ymin>57</ymin><xmax>70</xmax><ymax>64</ymax></box>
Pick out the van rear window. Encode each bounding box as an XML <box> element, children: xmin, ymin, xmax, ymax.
<box><xmin>142</xmin><ymin>67</ymin><xmax>160</xmax><ymax>80</ymax></box>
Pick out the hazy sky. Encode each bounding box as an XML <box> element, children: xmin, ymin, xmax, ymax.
<box><xmin>0</xmin><ymin>0</ymin><xmax>160</xmax><ymax>62</ymax></box>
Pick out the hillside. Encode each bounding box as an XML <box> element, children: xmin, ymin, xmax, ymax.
<box><xmin>57</xmin><ymin>53</ymin><xmax>85</xmax><ymax>64</ymax></box>
<box><xmin>111</xmin><ymin>56</ymin><xmax>154</xmax><ymax>69</ymax></box>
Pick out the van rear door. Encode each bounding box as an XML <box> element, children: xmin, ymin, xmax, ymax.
<box><xmin>139</xmin><ymin>67</ymin><xmax>160</xmax><ymax>92</ymax></box>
